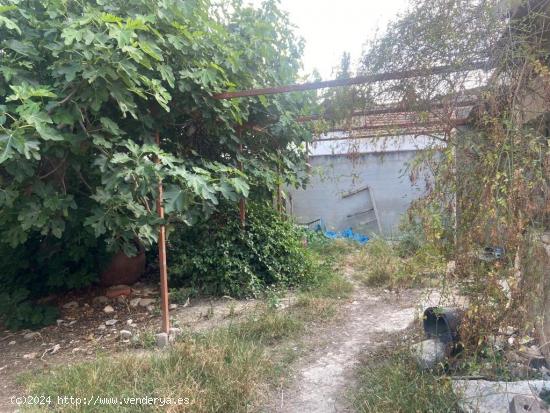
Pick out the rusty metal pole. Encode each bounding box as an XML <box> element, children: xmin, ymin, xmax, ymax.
<box><xmin>155</xmin><ymin>131</ymin><xmax>170</xmax><ymax>334</ymax></box>
<box><xmin>238</xmin><ymin>143</ymin><xmax>246</xmax><ymax>228</ymax></box>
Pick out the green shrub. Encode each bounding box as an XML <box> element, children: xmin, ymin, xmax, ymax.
<box><xmin>0</xmin><ymin>229</ymin><xmax>108</xmax><ymax>330</ymax></box>
<box><xmin>396</xmin><ymin>216</ymin><xmax>426</xmax><ymax>258</ymax></box>
<box><xmin>166</xmin><ymin>202</ymin><xmax>314</xmax><ymax>298</ymax></box>
<box><xmin>0</xmin><ymin>288</ymin><xmax>58</xmax><ymax>330</ymax></box>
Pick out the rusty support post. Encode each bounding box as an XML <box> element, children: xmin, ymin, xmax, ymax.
<box><xmin>238</xmin><ymin>143</ymin><xmax>246</xmax><ymax>228</ymax></box>
<box><xmin>155</xmin><ymin>131</ymin><xmax>170</xmax><ymax>334</ymax></box>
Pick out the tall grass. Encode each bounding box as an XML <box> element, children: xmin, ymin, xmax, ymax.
<box><xmin>20</xmin><ymin>310</ymin><xmax>302</xmax><ymax>413</ymax></box>
<box><xmin>352</xmin><ymin>237</ymin><xmax>445</xmax><ymax>289</ymax></box>
<box><xmin>20</xmin><ymin>237</ymin><xmax>354</xmax><ymax>413</ymax></box>
<box><xmin>352</xmin><ymin>351</ymin><xmax>458</xmax><ymax>413</ymax></box>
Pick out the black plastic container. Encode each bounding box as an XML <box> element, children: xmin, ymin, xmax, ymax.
<box><xmin>423</xmin><ymin>307</ymin><xmax>463</xmax><ymax>344</ymax></box>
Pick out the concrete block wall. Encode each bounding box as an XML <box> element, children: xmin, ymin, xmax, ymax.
<box><xmin>286</xmin><ymin>151</ymin><xmax>426</xmax><ymax>236</ymax></box>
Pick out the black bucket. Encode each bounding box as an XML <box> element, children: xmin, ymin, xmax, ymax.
<box><xmin>423</xmin><ymin>307</ymin><xmax>463</xmax><ymax>344</ymax></box>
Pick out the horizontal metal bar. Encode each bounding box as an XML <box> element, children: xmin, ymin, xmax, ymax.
<box><xmin>329</xmin><ymin>118</ymin><xmax>469</xmax><ymax>133</ymax></box>
<box><xmin>213</xmin><ymin>62</ymin><xmax>490</xmax><ymax>100</ymax></box>
<box><xmin>296</xmin><ymin>99</ymin><xmax>479</xmax><ymax>122</ymax></box>
<box><xmin>312</xmin><ymin>119</ymin><xmax>469</xmax><ymax>142</ymax></box>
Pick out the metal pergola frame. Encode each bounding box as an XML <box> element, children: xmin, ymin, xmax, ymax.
<box><xmin>155</xmin><ymin>63</ymin><xmax>483</xmax><ymax>334</ymax></box>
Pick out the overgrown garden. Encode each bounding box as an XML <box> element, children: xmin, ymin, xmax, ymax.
<box><xmin>0</xmin><ymin>0</ymin><xmax>317</xmax><ymax>328</ymax></box>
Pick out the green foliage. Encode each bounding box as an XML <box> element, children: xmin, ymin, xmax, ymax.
<box><xmin>169</xmin><ymin>287</ymin><xmax>197</xmax><ymax>304</ymax></box>
<box><xmin>0</xmin><ymin>0</ymin><xmax>315</xmax><ymax>328</ymax></box>
<box><xmin>0</xmin><ymin>229</ymin><xmax>106</xmax><ymax>329</ymax></box>
<box><xmin>396</xmin><ymin>216</ymin><xmax>426</xmax><ymax>258</ymax></box>
<box><xmin>344</xmin><ymin>0</ymin><xmax>549</xmax><ymax>351</ymax></box>
<box><xmin>0</xmin><ymin>288</ymin><xmax>58</xmax><ymax>330</ymax></box>
<box><xmin>167</xmin><ymin>202</ymin><xmax>314</xmax><ymax>298</ymax></box>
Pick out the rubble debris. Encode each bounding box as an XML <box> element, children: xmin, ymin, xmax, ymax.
<box><xmin>509</xmin><ymin>395</ymin><xmax>548</xmax><ymax>413</ymax></box>
<box><xmin>453</xmin><ymin>379</ymin><xmax>550</xmax><ymax>413</ymax></box>
<box><xmin>41</xmin><ymin>344</ymin><xmax>61</xmax><ymax>358</ymax></box>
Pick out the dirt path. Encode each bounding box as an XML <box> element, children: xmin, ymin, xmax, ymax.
<box><xmin>265</xmin><ymin>268</ymin><xmax>423</xmax><ymax>413</ymax></box>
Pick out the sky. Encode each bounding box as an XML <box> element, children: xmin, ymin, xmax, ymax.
<box><xmin>250</xmin><ymin>0</ymin><xmax>410</xmax><ymax>80</ymax></box>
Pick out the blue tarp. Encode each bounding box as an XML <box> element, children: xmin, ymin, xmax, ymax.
<box><xmin>312</xmin><ymin>219</ymin><xmax>369</xmax><ymax>245</ymax></box>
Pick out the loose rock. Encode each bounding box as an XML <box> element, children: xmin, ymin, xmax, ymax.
<box><xmin>93</xmin><ymin>296</ymin><xmax>109</xmax><ymax>305</ymax></box>
<box><xmin>411</xmin><ymin>339</ymin><xmax>447</xmax><ymax>370</ymax></box>
<box><xmin>63</xmin><ymin>301</ymin><xmax>79</xmax><ymax>309</ymax></box>
<box><xmin>105</xmin><ymin>319</ymin><xmax>118</xmax><ymax>326</ymax></box>
<box><xmin>130</xmin><ymin>298</ymin><xmax>141</xmax><ymax>308</ymax></box>
<box><xmin>141</xmin><ymin>288</ymin><xmax>156</xmax><ymax>297</ymax></box>
<box><xmin>23</xmin><ymin>352</ymin><xmax>38</xmax><ymax>359</ymax></box>
<box><xmin>103</xmin><ymin>305</ymin><xmax>115</xmax><ymax>314</ymax></box>
<box><xmin>106</xmin><ymin>285</ymin><xmax>132</xmax><ymax>298</ymax></box>
<box><xmin>8</xmin><ymin>341</ymin><xmax>15</xmax><ymax>345</ymax></box>
<box><xmin>119</xmin><ymin>330</ymin><xmax>132</xmax><ymax>339</ymax></box>
<box><xmin>42</xmin><ymin>344</ymin><xmax>61</xmax><ymax>357</ymax></box>
<box><xmin>156</xmin><ymin>332</ymin><xmax>169</xmax><ymax>348</ymax></box>
<box><xmin>24</xmin><ymin>332</ymin><xmax>40</xmax><ymax>340</ymax></box>
<box><xmin>139</xmin><ymin>298</ymin><xmax>155</xmax><ymax>307</ymax></box>
<box><xmin>169</xmin><ymin>303</ymin><xmax>178</xmax><ymax>310</ymax></box>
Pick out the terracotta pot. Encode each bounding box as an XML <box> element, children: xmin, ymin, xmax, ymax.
<box><xmin>100</xmin><ymin>246</ymin><xmax>146</xmax><ymax>287</ymax></box>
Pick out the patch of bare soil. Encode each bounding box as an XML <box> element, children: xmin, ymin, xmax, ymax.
<box><xmin>263</xmin><ymin>267</ymin><xmax>423</xmax><ymax>413</ymax></box>
<box><xmin>0</xmin><ymin>284</ymin><xmax>271</xmax><ymax>413</ymax></box>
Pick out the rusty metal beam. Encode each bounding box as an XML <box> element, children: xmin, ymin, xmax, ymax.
<box><xmin>213</xmin><ymin>62</ymin><xmax>489</xmax><ymax>100</ymax></box>
<box><xmin>324</xmin><ymin>118</ymin><xmax>469</xmax><ymax>134</ymax></box>
<box><xmin>313</xmin><ymin>130</ymin><xmax>446</xmax><ymax>142</ymax></box>
<box><xmin>312</xmin><ymin>119</ymin><xmax>469</xmax><ymax>142</ymax></box>
<box><xmin>296</xmin><ymin>99</ymin><xmax>479</xmax><ymax>122</ymax></box>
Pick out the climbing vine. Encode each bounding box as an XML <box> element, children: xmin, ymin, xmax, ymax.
<box><xmin>329</xmin><ymin>0</ymin><xmax>549</xmax><ymax>347</ymax></box>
